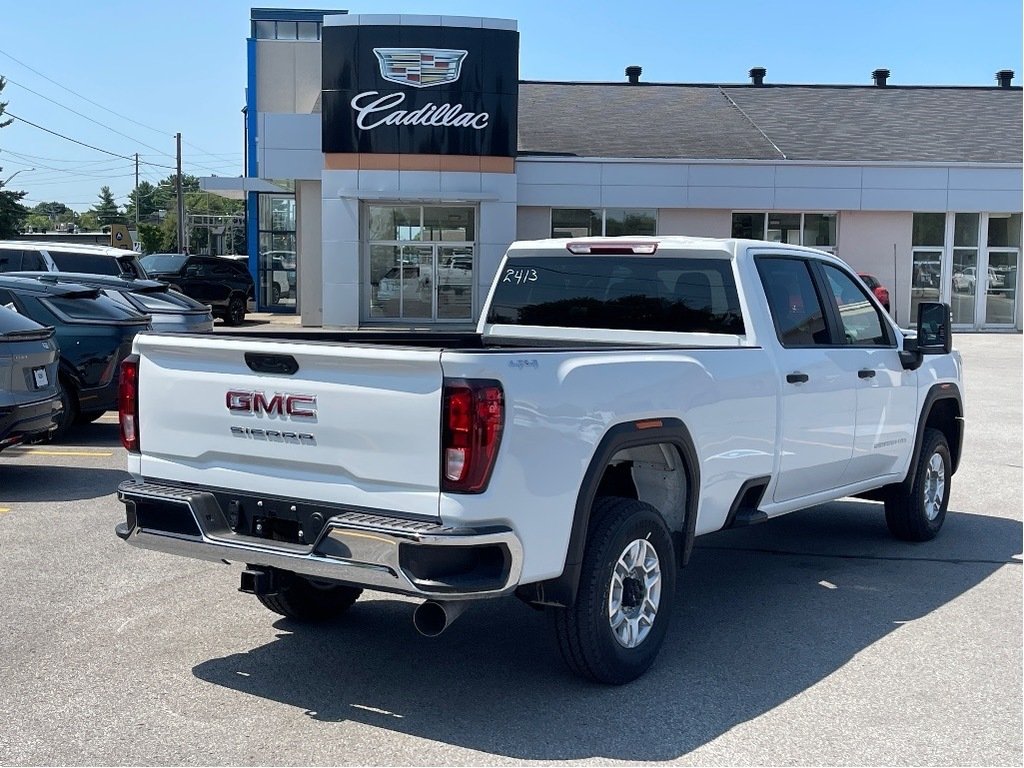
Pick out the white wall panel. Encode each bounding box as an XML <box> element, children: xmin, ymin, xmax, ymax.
<box><xmin>262</xmin><ymin>114</ymin><xmax>321</xmax><ymax>149</ymax></box>
<box><xmin>861</xmin><ymin>188</ymin><xmax>948</xmax><ymax>211</ymax></box>
<box><xmin>357</xmin><ymin>170</ymin><xmax>401</xmax><ymax>193</ymax></box>
<box><xmin>774</xmin><ymin>186</ymin><xmax>862</xmax><ymax>210</ymax></box>
<box><xmin>440</xmin><ymin>172</ymin><xmax>482</xmax><ymax>195</ymax></box>
<box><xmin>687</xmin><ymin>164</ymin><xmax>776</xmax><ymax>187</ymax></box>
<box><xmin>688</xmin><ymin>185</ymin><xmax>775</xmax><ymax>209</ymax></box>
<box><xmin>481</xmin><ymin>172</ymin><xmax>517</xmax><ymax>203</ymax></box>
<box><xmin>397</xmin><ymin>171</ymin><xmax>442</xmax><ymax>194</ymax></box>
<box><xmin>600</xmin><ymin>185</ymin><xmax>687</xmax><ymax>208</ymax></box>
<box><xmin>948</xmin><ymin>167</ymin><xmax>1023</xmax><ymax>191</ymax></box>
<box><xmin>479</xmin><ymin>202</ymin><xmax>517</xmax><ymax>248</ymax></box>
<box><xmin>320</xmin><ymin>195</ymin><xmax>359</xmax><ymax>243</ymax></box>
<box><xmin>517</xmin><ymin>184</ymin><xmax>602</xmax><ymax>207</ymax></box>
<box><xmin>515</xmin><ymin>162</ymin><xmax>602</xmax><ymax>186</ymax></box>
<box><xmin>861</xmin><ymin>166</ymin><xmax>948</xmax><ymax>189</ymax></box>
<box><xmin>600</xmin><ymin>163</ymin><xmax>687</xmax><ymax>187</ymax></box>
<box><xmin>261</xmin><ymin>148</ymin><xmax>323</xmax><ymax>181</ymax></box>
<box><xmin>947</xmin><ymin>189</ymin><xmax>1024</xmax><ymax>212</ymax></box>
<box><xmin>774</xmin><ymin>165</ymin><xmax>863</xmax><ymax>188</ymax></box>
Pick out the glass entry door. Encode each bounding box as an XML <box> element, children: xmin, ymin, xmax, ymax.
<box><xmin>983</xmin><ymin>250</ymin><xmax>1018</xmax><ymax>326</ymax></box>
<box><xmin>366</xmin><ymin>205</ymin><xmax>476</xmax><ymax>323</ymax></box>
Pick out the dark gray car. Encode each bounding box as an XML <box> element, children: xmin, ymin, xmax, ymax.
<box><xmin>10</xmin><ymin>273</ymin><xmax>214</xmax><ymax>334</ymax></box>
<box><xmin>0</xmin><ymin>305</ymin><xmax>61</xmax><ymax>451</ymax></box>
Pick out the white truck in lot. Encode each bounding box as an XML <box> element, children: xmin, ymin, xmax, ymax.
<box><xmin>115</xmin><ymin>236</ymin><xmax>964</xmax><ymax>684</ymax></box>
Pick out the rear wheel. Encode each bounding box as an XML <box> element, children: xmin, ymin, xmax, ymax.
<box><xmin>225</xmin><ymin>294</ymin><xmax>246</xmax><ymax>326</ymax></box>
<box><xmin>271</xmin><ymin>282</ymin><xmax>281</xmax><ymax>305</ymax></box>
<box><xmin>885</xmin><ymin>428</ymin><xmax>951</xmax><ymax>541</ymax></box>
<box><xmin>50</xmin><ymin>376</ymin><xmax>79</xmax><ymax>441</ymax></box>
<box><xmin>552</xmin><ymin>497</ymin><xmax>676</xmax><ymax>684</ymax></box>
<box><xmin>76</xmin><ymin>410</ymin><xmax>106</xmax><ymax>425</ymax></box>
<box><xmin>256</xmin><ymin>572</ymin><xmax>362</xmax><ymax>622</ymax></box>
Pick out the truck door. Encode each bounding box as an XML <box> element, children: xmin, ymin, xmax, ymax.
<box><xmin>756</xmin><ymin>256</ymin><xmax>857</xmax><ymax>502</ymax></box>
<box><xmin>816</xmin><ymin>263</ymin><xmax>917</xmax><ymax>484</ymax></box>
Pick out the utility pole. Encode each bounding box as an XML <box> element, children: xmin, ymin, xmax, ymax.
<box><xmin>175</xmin><ymin>133</ymin><xmax>186</xmax><ymax>253</ymax></box>
<box><xmin>134</xmin><ymin>153</ymin><xmax>139</xmax><ymax>232</ymax></box>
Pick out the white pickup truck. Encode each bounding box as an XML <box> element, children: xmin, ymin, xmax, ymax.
<box><xmin>115</xmin><ymin>236</ymin><xmax>964</xmax><ymax>684</ymax></box>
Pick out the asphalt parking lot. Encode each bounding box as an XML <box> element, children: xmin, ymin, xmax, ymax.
<box><xmin>0</xmin><ymin>334</ymin><xmax>1020</xmax><ymax>766</ymax></box>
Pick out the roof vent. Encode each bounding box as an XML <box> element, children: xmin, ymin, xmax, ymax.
<box><xmin>625</xmin><ymin>65</ymin><xmax>642</xmax><ymax>85</ymax></box>
<box><xmin>996</xmin><ymin>69</ymin><xmax>1015</xmax><ymax>88</ymax></box>
<box><xmin>872</xmin><ymin>68</ymin><xmax>890</xmax><ymax>87</ymax></box>
<box><xmin>749</xmin><ymin>67</ymin><xmax>766</xmax><ymax>86</ymax></box>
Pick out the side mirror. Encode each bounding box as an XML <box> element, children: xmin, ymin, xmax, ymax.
<box><xmin>916</xmin><ymin>301</ymin><xmax>952</xmax><ymax>354</ymax></box>
<box><xmin>900</xmin><ymin>301</ymin><xmax>952</xmax><ymax>370</ymax></box>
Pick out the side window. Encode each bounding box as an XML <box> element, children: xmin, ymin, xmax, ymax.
<box><xmin>21</xmin><ymin>250</ymin><xmax>47</xmax><ymax>271</ymax></box>
<box><xmin>185</xmin><ymin>258</ymin><xmax>206</xmax><ymax>277</ymax></box>
<box><xmin>0</xmin><ymin>287</ymin><xmax>18</xmax><ymax>309</ymax></box>
<box><xmin>0</xmin><ymin>251</ymin><xmax>22</xmax><ymax>272</ymax></box>
<box><xmin>821</xmin><ymin>264</ymin><xmax>891</xmax><ymax>346</ymax></box>
<box><xmin>756</xmin><ymin>257</ymin><xmax>831</xmax><ymax>347</ymax></box>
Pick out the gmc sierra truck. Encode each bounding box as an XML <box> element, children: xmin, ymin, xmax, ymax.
<box><xmin>115</xmin><ymin>236</ymin><xmax>964</xmax><ymax>684</ymax></box>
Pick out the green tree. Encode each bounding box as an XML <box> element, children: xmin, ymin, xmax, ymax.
<box><xmin>91</xmin><ymin>185</ymin><xmax>124</xmax><ymax>227</ymax></box>
<box><xmin>77</xmin><ymin>211</ymin><xmax>101</xmax><ymax>232</ymax></box>
<box><xmin>0</xmin><ymin>77</ymin><xmax>29</xmax><ymax>236</ymax></box>
<box><xmin>125</xmin><ymin>181</ymin><xmax>163</xmax><ymax>223</ymax></box>
<box><xmin>137</xmin><ymin>223</ymin><xmax>164</xmax><ymax>254</ymax></box>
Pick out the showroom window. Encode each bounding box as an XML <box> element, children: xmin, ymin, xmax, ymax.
<box><xmin>731</xmin><ymin>212</ymin><xmax>837</xmax><ymax>251</ymax></box>
<box><xmin>257</xmin><ymin>193</ymin><xmax>297</xmax><ymax>311</ymax></box>
<box><xmin>551</xmin><ymin>208</ymin><xmax>656</xmax><ymax>238</ymax></box>
<box><xmin>911</xmin><ymin>213</ymin><xmax>946</xmax><ymax>323</ymax></box>
<box><xmin>252</xmin><ymin>19</ymin><xmax>321</xmax><ymax>40</ymax></box>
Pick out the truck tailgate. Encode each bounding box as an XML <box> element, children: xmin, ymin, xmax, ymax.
<box><xmin>135</xmin><ymin>334</ymin><xmax>444</xmax><ymax>519</ymax></box>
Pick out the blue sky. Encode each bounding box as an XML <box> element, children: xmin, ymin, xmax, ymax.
<box><xmin>2</xmin><ymin>0</ymin><xmax>1021</xmax><ymax>212</ymax></box>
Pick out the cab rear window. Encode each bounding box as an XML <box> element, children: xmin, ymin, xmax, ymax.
<box><xmin>486</xmin><ymin>255</ymin><xmax>745</xmax><ymax>335</ymax></box>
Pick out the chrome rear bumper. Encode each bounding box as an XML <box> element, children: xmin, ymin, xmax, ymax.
<box><xmin>116</xmin><ymin>480</ymin><xmax>522</xmax><ymax>600</ymax></box>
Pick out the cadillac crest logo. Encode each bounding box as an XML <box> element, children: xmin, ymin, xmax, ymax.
<box><xmin>373</xmin><ymin>48</ymin><xmax>468</xmax><ymax>88</ymax></box>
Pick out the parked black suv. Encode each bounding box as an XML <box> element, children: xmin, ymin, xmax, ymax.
<box><xmin>0</xmin><ymin>305</ymin><xmax>62</xmax><ymax>451</ymax></box>
<box><xmin>0</xmin><ymin>275</ymin><xmax>150</xmax><ymax>439</ymax></box>
<box><xmin>140</xmin><ymin>254</ymin><xmax>254</xmax><ymax>325</ymax></box>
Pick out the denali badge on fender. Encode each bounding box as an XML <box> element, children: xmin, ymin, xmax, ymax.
<box><xmin>226</xmin><ymin>391</ymin><xmax>317</xmax><ymax>418</ymax></box>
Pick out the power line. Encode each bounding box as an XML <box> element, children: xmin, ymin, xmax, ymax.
<box><xmin>4</xmin><ymin>76</ymin><xmax>180</xmax><ymax>161</ymax></box>
<box><xmin>1</xmin><ymin>148</ymin><xmax>121</xmax><ymax>165</ymax></box>
<box><xmin>5</xmin><ymin>111</ymin><xmax>177</xmax><ymax>169</ymax></box>
<box><xmin>0</xmin><ymin>48</ymin><xmax>239</xmax><ymax>161</ymax></box>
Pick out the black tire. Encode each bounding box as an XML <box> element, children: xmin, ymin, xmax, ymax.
<box><xmin>50</xmin><ymin>376</ymin><xmax>79</xmax><ymax>442</ymax></box>
<box><xmin>76</xmin><ymin>410</ymin><xmax>106</xmax><ymax>425</ymax></box>
<box><xmin>225</xmin><ymin>294</ymin><xmax>246</xmax><ymax>326</ymax></box>
<box><xmin>256</xmin><ymin>572</ymin><xmax>362</xmax><ymax>621</ymax></box>
<box><xmin>552</xmin><ymin>497</ymin><xmax>676</xmax><ymax>684</ymax></box>
<box><xmin>271</xmin><ymin>282</ymin><xmax>281</xmax><ymax>305</ymax></box>
<box><xmin>884</xmin><ymin>428</ymin><xmax>951</xmax><ymax>541</ymax></box>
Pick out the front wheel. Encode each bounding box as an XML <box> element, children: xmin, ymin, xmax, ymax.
<box><xmin>552</xmin><ymin>497</ymin><xmax>676</xmax><ymax>684</ymax></box>
<box><xmin>256</xmin><ymin>572</ymin><xmax>362</xmax><ymax>621</ymax></box>
<box><xmin>884</xmin><ymin>428</ymin><xmax>951</xmax><ymax>541</ymax></box>
<box><xmin>225</xmin><ymin>294</ymin><xmax>246</xmax><ymax>326</ymax></box>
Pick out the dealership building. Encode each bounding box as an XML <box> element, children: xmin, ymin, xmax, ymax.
<box><xmin>201</xmin><ymin>8</ymin><xmax>1023</xmax><ymax>331</ymax></box>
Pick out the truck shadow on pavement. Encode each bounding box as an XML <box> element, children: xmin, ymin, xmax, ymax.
<box><xmin>0</xmin><ymin>463</ymin><xmax>128</xmax><ymax>502</ymax></box>
<box><xmin>192</xmin><ymin>502</ymin><xmax>1021</xmax><ymax>761</ymax></box>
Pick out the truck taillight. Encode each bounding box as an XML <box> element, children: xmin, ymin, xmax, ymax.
<box><xmin>442</xmin><ymin>378</ymin><xmax>503</xmax><ymax>493</ymax></box>
<box><xmin>119</xmin><ymin>354</ymin><xmax>140</xmax><ymax>453</ymax></box>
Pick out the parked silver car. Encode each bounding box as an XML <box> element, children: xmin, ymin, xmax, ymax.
<box><xmin>10</xmin><ymin>273</ymin><xmax>214</xmax><ymax>334</ymax></box>
<box><xmin>0</xmin><ymin>305</ymin><xmax>61</xmax><ymax>451</ymax></box>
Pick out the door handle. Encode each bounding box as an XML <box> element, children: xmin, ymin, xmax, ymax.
<box><xmin>858</xmin><ymin>369</ymin><xmax>877</xmax><ymax>379</ymax></box>
<box><xmin>786</xmin><ymin>372</ymin><xmax>809</xmax><ymax>384</ymax></box>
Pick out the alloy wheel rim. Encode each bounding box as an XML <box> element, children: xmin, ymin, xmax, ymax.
<box><xmin>607</xmin><ymin>537</ymin><xmax>662</xmax><ymax>648</ymax></box>
<box><xmin>923</xmin><ymin>451</ymin><xmax>946</xmax><ymax>521</ymax></box>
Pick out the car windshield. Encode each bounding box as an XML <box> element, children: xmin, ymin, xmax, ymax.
<box><xmin>141</xmin><ymin>254</ymin><xmax>188</xmax><ymax>273</ymax></box>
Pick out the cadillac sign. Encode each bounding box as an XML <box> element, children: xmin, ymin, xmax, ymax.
<box><xmin>321</xmin><ymin>23</ymin><xmax>519</xmax><ymax>156</ymax></box>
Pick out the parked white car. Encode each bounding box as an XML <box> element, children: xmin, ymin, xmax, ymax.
<box><xmin>953</xmin><ymin>266</ymin><xmax>1002</xmax><ymax>292</ymax></box>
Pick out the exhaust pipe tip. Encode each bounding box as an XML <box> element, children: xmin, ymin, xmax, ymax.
<box><xmin>413</xmin><ymin>600</ymin><xmax>468</xmax><ymax>637</ymax></box>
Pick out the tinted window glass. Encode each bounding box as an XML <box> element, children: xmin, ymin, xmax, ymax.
<box><xmin>0</xmin><ymin>288</ymin><xmax>18</xmax><ymax>308</ymax></box>
<box><xmin>822</xmin><ymin>265</ymin><xmax>890</xmax><ymax>346</ymax></box>
<box><xmin>48</xmin><ymin>251</ymin><xmax>120</xmax><ymax>276</ymax></box>
<box><xmin>21</xmin><ymin>250</ymin><xmax>46</xmax><ymax>271</ymax></box>
<box><xmin>117</xmin><ymin>255</ymin><xmax>147</xmax><ymax>278</ymax></box>
<box><xmin>141</xmin><ymin>254</ymin><xmax>188</xmax><ymax>273</ymax></box>
<box><xmin>41</xmin><ymin>294</ymin><xmax>144</xmax><ymax>322</ymax></box>
<box><xmin>486</xmin><ymin>255</ymin><xmax>745</xmax><ymax>335</ymax></box>
<box><xmin>0</xmin><ymin>303</ymin><xmax>45</xmax><ymax>334</ymax></box>
<box><xmin>0</xmin><ymin>251</ymin><xmax>23</xmax><ymax>272</ymax></box>
<box><xmin>757</xmin><ymin>258</ymin><xmax>831</xmax><ymax>347</ymax></box>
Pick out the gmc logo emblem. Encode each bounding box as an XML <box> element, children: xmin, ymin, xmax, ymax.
<box><xmin>226</xmin><ymin>391</ymin><xmax>317</xmax><ymax>418</ymax></box>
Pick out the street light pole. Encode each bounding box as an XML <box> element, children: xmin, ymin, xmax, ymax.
<box><xmin>1</xmin><ymin>167</ymin><xmax>33</xmax><ymax>186</ymax></box>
